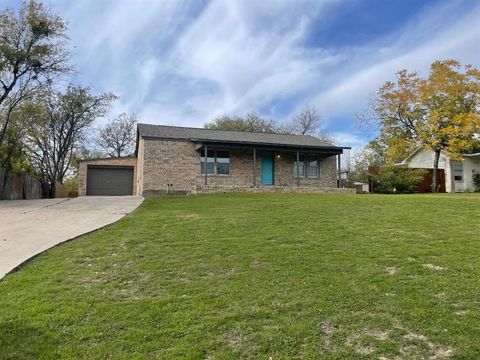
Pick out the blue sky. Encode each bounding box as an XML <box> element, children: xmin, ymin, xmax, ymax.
<box><xmin>5</xmin><ymin>0</ymin><xmax>480</xmax><ymax>149</ymax></box>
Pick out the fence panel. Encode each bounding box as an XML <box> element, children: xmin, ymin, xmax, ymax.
<box><xmin>0</xmin><ymin>168</ymin><xmax>43</xmax><ymax>200</ymax></box>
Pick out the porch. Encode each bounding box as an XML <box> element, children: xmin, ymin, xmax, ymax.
<box><xmin>195</xmin><ymin>141</ymin><xmax>348</xmax><ymax>190</ymax></box>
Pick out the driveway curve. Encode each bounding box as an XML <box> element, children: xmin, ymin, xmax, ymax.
<box><xmin>0</xmin><ymin>196</ymin><xmax>144</xmax><ymax>279</ymax></box>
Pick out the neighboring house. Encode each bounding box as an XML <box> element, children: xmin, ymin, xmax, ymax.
<box><xmin>400</xmin><ymin>147</ymin><xmax>480</xmax><ymax>192</ymax></box>
<box><xmin>79</xmin><ymin>124</ymin><xmax>351</xmax><ymax>196</ymax></box>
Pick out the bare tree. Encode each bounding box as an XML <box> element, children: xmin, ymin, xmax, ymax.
<box><xmin>0</xmin><ymin>1</ymin><xmax>71</xmax><ymax>147</ymax></box>
<box><xmin>97</xmin><ymin>113</ymin><xmax>137</xmax><ymax>157</ymax></box>
<box><xmin>27</xmin><ymin>86</ymin><xmax>116</xmax><ymax>197</ymax></box>
<box><xmin>289</xmin><ymin>105</ymin><xmax>321</xmax><ymax>135</ymax></box>
<box><xmin>287</xmin><ymin>105</ymin><xmax>334</xmax><ymax>142</ymax></box>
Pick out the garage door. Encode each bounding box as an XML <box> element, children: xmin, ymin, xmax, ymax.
<box><xmin>87</xmin><ymin>166</ymin><xmax>134</xmax><ymax>196</ymax></box>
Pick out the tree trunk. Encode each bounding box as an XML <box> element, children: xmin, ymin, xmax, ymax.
<box><xmin>432</xmin><ymin>149</ymin><xmax>441</xmax><ymax>193</ymax></box>
<box><xmin>49</xmin><ymin>181</ymin><xmax>56</xmax><ymax>199</ymax></box>
<box><xmin>42</xmin><ymin>179</ymin><xmax>56</xmax><ymax>199</ymax></box>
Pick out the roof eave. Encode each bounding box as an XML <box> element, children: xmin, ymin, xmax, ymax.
<box><xmin>139</xmin><ymin>134</ymin><xmax>348</xmax><ymax>151</ymax></box>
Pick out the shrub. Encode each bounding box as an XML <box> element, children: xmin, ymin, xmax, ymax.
<box><xmin>370</xmin><ymin>166</ymin><xmax>427</xmax><ymax>194</ymax></box>
<box><xmin>472</xmin><ymin>171</ymin><xmax>480</xmax><ymax>192</ymax></box>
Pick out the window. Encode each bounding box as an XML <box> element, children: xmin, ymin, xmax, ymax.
<box><xmin>294</xmin><ymin>154</ymin><xmax>319</xmax><ymax>178</ymax></box>
<box><xmin>307</xmin><ymin>159</ymin><xmax>319</xmax><ymax>177</ymax></box>
<box><xmin>201</xmin><ymin>149</ymin><xmax>230</xmax><ymax>175</ymax></box>
<box><xmin>216</xmin><ymin>151</ymin><xmax>230</xmax><ymax>175</ymax></box>
<box><xmin>200</xmin><ymin>150</ymin><xmax>215</xmax><ymax>175</ymax></box>
<box><xmin>294</xmin><ymin>155</ymin><xmax>305</xmax><ymax>177</ymax></box>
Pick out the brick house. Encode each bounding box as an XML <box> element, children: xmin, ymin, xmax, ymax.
<box><xmin>79</xmin><ymin>124</ymin><xmax>351</xmax><ymax>196</ymax></box>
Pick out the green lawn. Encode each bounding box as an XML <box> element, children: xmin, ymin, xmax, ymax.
<box><xmin>1</xmin><ymin>194</ymin><xmax>480</xmax><ymax>359</ymax></box>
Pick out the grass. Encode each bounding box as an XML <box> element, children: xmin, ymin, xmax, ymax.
<box><xmin>1</xmin><ymin>193</ymin><xmax>480</xmax><ymax>359</ymax></box>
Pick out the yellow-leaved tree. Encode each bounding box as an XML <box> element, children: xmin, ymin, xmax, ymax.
<box><xmin>371</xmin><ymin>60</ymin><xmax>480</xmax><ymax>192</ymax></box>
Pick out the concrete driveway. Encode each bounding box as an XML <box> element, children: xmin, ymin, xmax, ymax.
<box><xmin>0</xmin><ymin>196</ymin><xmax>144</xmax><ymax>279</ymax></box>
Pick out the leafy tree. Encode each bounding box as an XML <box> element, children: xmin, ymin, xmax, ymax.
<box><xmin>0</xmin><ymin>102</ymin><xmax>42</xmax><ymax>176</ymax></box>
<box><xmin>26</xmin><ymin>86</ymin><xmax>116</xmax><ymax>197</ymax></box>
<box><xmin>97</xmin><ymin>113</ymin><xmax>137</xmax><ymax>157</ymax></box>
<box><xmin>367</xmin><ymin>60</ymin><xmax>480</xmax><ymax>192</ymax></box>
<box><xmin>0</xmin><ymin>0</ymin><xmax>70</xmax><ymax>149</ymax></box>
<box><xmin>204</xmin><ymin>112</ymin><xmax>279</xmax><ymax>133</ymax></box>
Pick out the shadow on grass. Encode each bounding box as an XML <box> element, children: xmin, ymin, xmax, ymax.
<box><xmin>0</xmin><ymin>322</ymin><xmax>59</xmax><ymax>359</ymax></box>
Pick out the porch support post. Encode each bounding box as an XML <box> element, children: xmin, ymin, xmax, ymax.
<box><xmin>253</xmin><ymin>147</ymin><xmax>256</xmax><ymax>187</ymax></box>
<box><xmin>337</xmin><ymin>153</ymin><xmax>341</xmax><ymax>188</ymax></box>
<box><xmin>296</xmin><ymin>150</ymin><xmax>300</xmax><ymax>187</ymax></box>
<box><xmin>204</xmin><ymin>144</ymin><xmax>208</xmax><ymax>186</ymax></box>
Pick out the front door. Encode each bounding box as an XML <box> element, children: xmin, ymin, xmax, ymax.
<box><xmin>261</xmin><ymin>151</ymin><xmax>274</xmax><ymax>185</ymax></box>
<box><xmin>452</xmin><ymin>161</ymin><xmax>464</xmax><ymax>192</ymax></box>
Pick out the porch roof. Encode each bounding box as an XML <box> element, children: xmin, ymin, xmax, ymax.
<box><xmin>137</xmin><ymin>124</ymin><xmax>349</xmax><ymax>154</ymax></box>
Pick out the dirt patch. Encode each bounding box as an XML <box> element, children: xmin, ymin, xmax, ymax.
<box><xmin>367</xmin><ymin>329</ymin><xmax>390</xmax><ymax>341</ymax></box>
<box><xmin>318</xmin><ymin>320</ymin><xmax>338</xmax><ymax>352</ymax></box>
<box><xmin>423</xmin><ymin>263</ymin><xmax>446</xmax><ymax>271</ymax></box>
<box><xmin>402</xmin><ymin>332</ymin><xmax>453</xmax><ymax>359</ymax></box>
<box><xmin>319</xmin><ymin>320</ymin><xmax>336</xmax><ymax>335</ymax></box>
<box><xmin>345</xmin><ymin>328</ymin><xmax>390</xmax><ymax>355</ymax></box>
<box><xmin>226</xmin><ymin>330</ymin><xmax>246</xmax><ymax>349</ymax></box>
<box><xmin>225</xmin><ymin>329</ymin><xmax>256</xmax><ymax>353</ymax></box>
<box><xmin>249</xmin><ymin>260</ymin><xmax>264</xmax><ymax>269</ymax></box>
<box><xmin>356</xmin><ymin>345</ymin><xmax>376</xmax><ymax>354</ymax></box>
<box><xmin>433</xmin><ymin>292</ymin><xmax>447</xmax><ymax>299</ymax></box>
<box><xmin>385</xmin><ymin>267</ymin><xmax>397</xmax><ymax>275</ymax></box>
<box><xmin>318</xmin><ymin>320</ymin><xmax>452</xmax><ymax>359</ymax></box>
<box><xmin>346</xmin><ymin>334</ymin><xmax>377</xmax><ymax>355</ymax></box>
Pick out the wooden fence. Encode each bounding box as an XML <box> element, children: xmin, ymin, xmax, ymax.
<box><xmin>0</xmin><ymin>168</ymin><xmax>43</xmax><ymax>200</ymax></box>
<box><xmin>416</xmin><ymin>168</ymin><xmax>446</xmax><ymax>193</ymax></box>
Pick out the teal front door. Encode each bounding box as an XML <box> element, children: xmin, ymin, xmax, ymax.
<box><xmin>261</xmin><ymin>152</ymin><xmax>274</xmax><ymax>185</ymax></box>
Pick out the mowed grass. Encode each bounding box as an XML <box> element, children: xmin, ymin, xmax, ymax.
<box><xmin>1</xmin><ymin>194</ymin><xmax>480</xmax><ymax>359</ymax></box>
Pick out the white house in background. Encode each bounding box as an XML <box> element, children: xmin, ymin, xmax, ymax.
<box><xmin>400</xmin><ymin>147</ymin><xmax>480</xmax><ymax>192</ymax></box>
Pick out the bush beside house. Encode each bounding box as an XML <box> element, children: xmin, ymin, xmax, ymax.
<box><xmin>472</xmin><ymin>171</ymin><xmax>480</xmax><ymax>192</ymax></box>
<box><xmin>369</xmin><ymin>166</ymin><xmax>427</xmax><ymax>194</ymax></box>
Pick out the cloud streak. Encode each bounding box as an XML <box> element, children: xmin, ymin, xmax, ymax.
<box><xmin>8</xmin><ymin>0</ymin><xmax>479</xmax><ymax>147</ymax></box>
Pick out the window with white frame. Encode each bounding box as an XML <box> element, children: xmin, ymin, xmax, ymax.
<box><xmin>200</xmin><ymin>149</ymin><xmax>230</xmax><ymax>175</ymax></box>
<box><xmin>294</xmin><ymin>154</ymin><xmax>319</xmax><ymax>178</ymax></box>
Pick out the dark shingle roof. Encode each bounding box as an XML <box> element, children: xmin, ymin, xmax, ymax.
<box><xmin>137</xmin><ymin>124</ymin><xmax>348</xmax><ymax>150</ymax></box>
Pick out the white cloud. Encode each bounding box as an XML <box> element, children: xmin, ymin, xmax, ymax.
<box><xmin>332</xmin><ymin>131</ymin><xmax>366</xmax><ymax>149</ymax></box>
<box><xmin>164</xmin><ymin>0</ymin><xmax>341</xmax><ymax>120</ymax></box>
<box><xmin>49</xmin><ymin>0</ymin><xmax>480</xmax><ymax>149</ymax></box>
<box><xmin>307</xmin><ymin>2</ymin><xmax>480</xmax><ymax>121</ymax></box>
